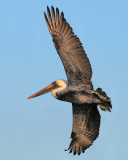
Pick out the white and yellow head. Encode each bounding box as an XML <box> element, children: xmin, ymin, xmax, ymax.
<box><xmin>27</xmin><ymin>79</ymin><xmax>67</xmax><ymax>99</ymax></box>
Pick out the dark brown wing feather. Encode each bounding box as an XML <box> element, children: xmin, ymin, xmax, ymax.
<box><xmin>67</xmin><ymin>103</ymin><xmax>100</xmax><ymax>155</ymax></box>
<box><xmin>44</xmin><ymin>6</ymin><xmax>92</xmax><ymax>88</ymax></box>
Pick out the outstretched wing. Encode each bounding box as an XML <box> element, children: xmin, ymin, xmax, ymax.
<box><xmin>44</xmin><ymin>6</ymin><xmax>92</xmax><ymax>88</ymax></box>
<box><xmin>67</xmin><ymin>103</ymin><xmax>100</xmax><ymax>155</ymax></box>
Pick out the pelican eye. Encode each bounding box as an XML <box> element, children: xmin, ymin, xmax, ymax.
<box><xmin>52</xmin><ymin>81</ymin><xmax>59</xmax><ymax>87</ymax></box>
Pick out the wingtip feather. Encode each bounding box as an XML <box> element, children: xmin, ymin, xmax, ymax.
<box><xmin>47</xmin><ymin>6</ymin><xmax>53</xmax><ymax>29</ymax></box>
<box><xmin>56</xmin><ymin>7</ymin><xmax>60</xmax><ymax>29</ymax></box>
<box><xmin>44</xmin><ymin>11</ymin><xmax>51</xmax><ymax>31</ymax></box>
<box><xmin>51</xmin><ymin>6</ymin><xmax>55</xmax><ymax>28</ymax></box>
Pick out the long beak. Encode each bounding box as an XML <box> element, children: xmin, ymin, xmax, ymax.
<box><xmin>27</xmin><ymin>83</ymin><xmax>57</xmax><ymax>99</ymax></box>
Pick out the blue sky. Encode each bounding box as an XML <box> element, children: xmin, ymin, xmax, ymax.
<box><xmin>0</xmin><ymin>0</ymin><xmax>128</xmax><ymax>159</ymax></box>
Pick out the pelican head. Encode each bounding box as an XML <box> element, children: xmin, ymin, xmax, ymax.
<box><xmin>27</xmin><ymin>79</ymin><xmax>67</xmax><ymax>99</ymax></box>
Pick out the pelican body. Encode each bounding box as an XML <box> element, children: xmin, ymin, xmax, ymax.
<box><xmin>28</xmin><ymin>6</ymin><xmax>112</xmax><ymax>155</ymax></box>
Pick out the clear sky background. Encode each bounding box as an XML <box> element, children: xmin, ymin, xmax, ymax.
<box><xmin>0</xmin><ymin>0</ymin><xmax>128</xmax><ymax>159</ymax></box>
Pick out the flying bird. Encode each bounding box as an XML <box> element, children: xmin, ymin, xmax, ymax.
<box><xmin>28</xmin><ymin>6</ymin><xmax>112</xmax><ymax>155</ymax></box>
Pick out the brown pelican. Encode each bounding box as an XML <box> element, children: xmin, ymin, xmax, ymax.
<box><xmin>28</xmin><ymin>6</ymin><xmax>112</xmax><ymax>155</ymax></box>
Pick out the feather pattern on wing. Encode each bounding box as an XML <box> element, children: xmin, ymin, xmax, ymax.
<box><xmin>67</xmin><ymin>103</ymin><xmax>100</xmax><ymax>155</ymax></box>
<box><xmin>44</xmin><ymin>6</ymin><xmax>93</xmax><ymax>88</ymax></box>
